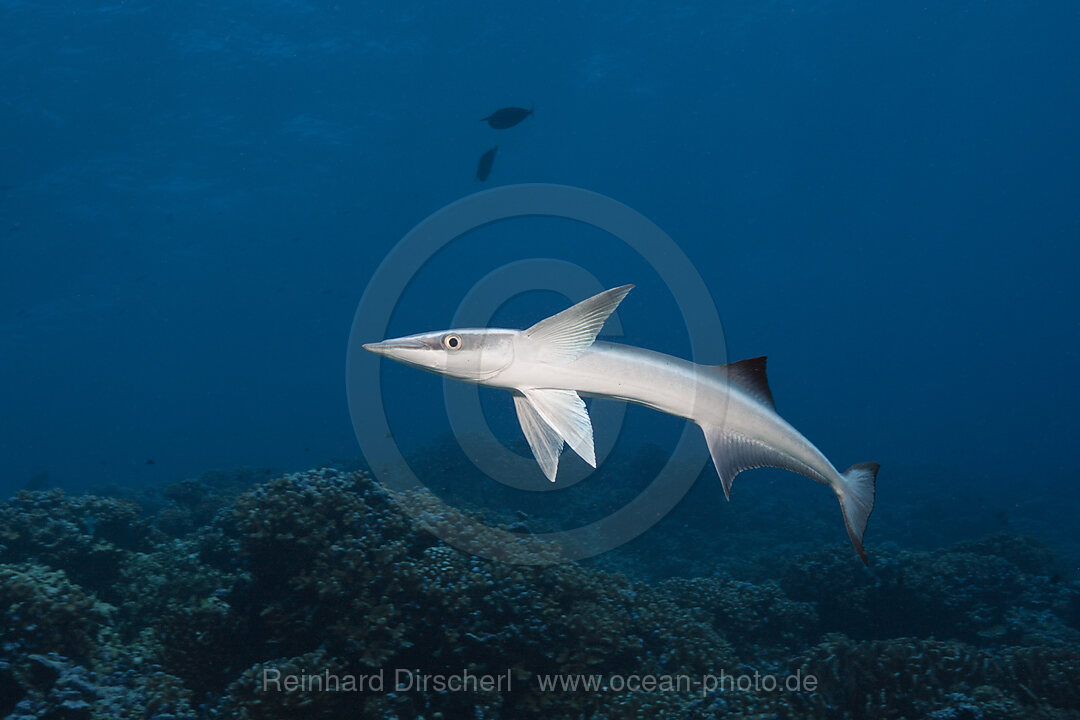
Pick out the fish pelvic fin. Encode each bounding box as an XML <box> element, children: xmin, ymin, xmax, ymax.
<box><xmin>513</xmin><ymin>393</ymin><xmax>564</xmax><ymax>481</ymax></box>
<box><xmin>524</xmin><ymin>285</ymin><xmax>633</xmax><ymax>363</ymax></box>
<box><xmin>836</xmin><ymin>462</ymin><xmax>879</xmax><ymax>565</ymax></box>
<box><xmin>514</xmin><ymin>388</ymin><xmax>596</xmax><ymax>481</ymax></box>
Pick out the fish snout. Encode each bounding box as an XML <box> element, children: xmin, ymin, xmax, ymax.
<box><xmin>363</xmin><ymin>338</ymin><xmax>427</xmax><ymax>355</ymax></box>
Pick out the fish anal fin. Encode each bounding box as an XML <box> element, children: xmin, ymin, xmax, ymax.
<box><xmin>714</xmin><ymin>356</ymin><xmax>775</xmax><ymax>410</ymax></box>
<box><xmin>524</xmin><ymin>285</ymin><xmax>633</xmax><ymax>363</ymax></box>
<box><xmin>699</xmin><ymin>424</ymin><xmax>794</xmax><ymax>500</ymax></box>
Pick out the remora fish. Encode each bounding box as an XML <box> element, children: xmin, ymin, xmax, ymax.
<box><xmin>364</xmin><ymin>285</ymin><xmax>878</xmax><ymax>562</ymax></box>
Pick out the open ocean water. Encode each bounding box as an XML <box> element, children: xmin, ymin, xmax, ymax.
<box><xmin>1</xmin><ymin>1</ymin><xmax>1078</xmax><ymax>718</ymax></box>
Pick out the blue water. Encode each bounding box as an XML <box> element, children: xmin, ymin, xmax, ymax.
<box><xmin>2</xmin><ymin>0</ymin><xmax>1078</xmax><ymax>522</ymax></box>
<box><xmin>4</xmin><ymin>5</ymin><xmax>1080</xmax><ymax>719</ymax></box>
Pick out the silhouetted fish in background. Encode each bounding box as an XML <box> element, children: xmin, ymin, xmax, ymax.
<box><xmin>476</xmin><ymin>146</ymin><xmax>498</xmax><ymax>181</ymax></box>
<box><xmin>481</xmin><ymin>107</ymin><xmax>533</xmax><ymax>129</ymax></box>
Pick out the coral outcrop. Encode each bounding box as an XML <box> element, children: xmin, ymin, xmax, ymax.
<box><xmin>0</xmin><ymin>468</ymin><xmax>1076</xmax><ymax>719</ymax></box>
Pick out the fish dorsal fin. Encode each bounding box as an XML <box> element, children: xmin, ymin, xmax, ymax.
<box><xmin>514</xmin><ymin>388</ymin><xmax>596</xmax><ymax>481</ymax></box>
<box><xmin>524</xmin><ymin>285</ymin><xmax>633</xmax><ymax>363</ymax></box>
<box><xmin>715</xmin><ymin>356</ymin><xmax>774</xmax><ymax>410</ymax></box>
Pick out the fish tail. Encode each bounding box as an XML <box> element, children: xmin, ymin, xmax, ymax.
<box><xmin>836</xmin><ymin>462</ymin><xmax>879</xmax><ymax>565</ymax></box>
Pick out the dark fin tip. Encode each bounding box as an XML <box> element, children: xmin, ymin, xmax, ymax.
<box><xmin>839</xmin><ymin>502</ymin><xmax>870</xmax><ymax>565</ymax></box>
<box><xmin>717</xmin><ymin>356</ymin><xmax>774</xmax><ymax>409</ymax></box>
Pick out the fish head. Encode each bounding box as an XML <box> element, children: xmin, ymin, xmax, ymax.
<box><xmin>364</xmin><ymin>328</ymin><xmax>515</xmax><ymax>382</ymax></box>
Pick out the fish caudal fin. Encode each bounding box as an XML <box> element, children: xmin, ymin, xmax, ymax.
<box><xmin>836</xmin><ymin>462</ymin><xmax>879</xmax><ymax>565</ymax></box>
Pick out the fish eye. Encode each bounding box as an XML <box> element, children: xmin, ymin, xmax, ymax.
<box><xmin>442</xmin><ymin>334</ymin><xmax>462</xmax><ymax>351</ymax></box>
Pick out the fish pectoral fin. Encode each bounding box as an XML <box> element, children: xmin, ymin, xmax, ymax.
<box><xmin>699</xmin><ymin>425</ymin><xmax>794</xmax><ymax>501</ymax></box>
<box><xmin>515</xmin><ymin>388</ymin><xmax>596</xmax><ymax>479</ymax></box>
<box><xmin>524</xmin><ymin>285</ymin><xmax>633</xmax><ymax>362</ymax></box>
<box><xmin>513</xmin><ymin>393</ymin><xmax>564</xmax><ymax>482</ymax></box>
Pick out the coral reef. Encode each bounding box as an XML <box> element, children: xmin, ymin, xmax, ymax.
<box><xmin>216</xmin><ymin>470</ymin><xmax>739</xmax><ymax>718</ymax></box>
<box><xmin>772</xmin><ymin>634</ymin><xmax>1080</xmax><ymax>719</ymax></box>
<box><xmin>152</xmin><ymin>467</ymin><xmax>275</xmax><ymax>538</ymax></box>
<box><xmin>0</xmin><ymin>468</ymin><xmax>1077</xmax><ymax>719</ymax></box>
<box><xmin>662</xmin><ymin>576</ymin><xmax>819</xmax><ymax>655</ymax></box>
<box><xmin>3</xmin><ymin>650</ymin><xmax>198</xmax><ymax>720</ymax></box>
<box><xmin>780</xmin><ymin>538</ymin><xmax>1078</xmax><ymax>644</ymax></box>
<box><xmin>0</xmin><ymin>490</ymin><xmax>153</xmax><ymax>594</ymax></box>
<box><xmin>0</xmin><ymin>564</ymin><xmax>111</xmax><ymax>659</ymax></box>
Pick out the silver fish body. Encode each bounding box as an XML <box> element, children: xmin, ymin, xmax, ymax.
<box><xmin>364</xmin><ymin>285</ymin><xmax>878</xmax><ymax>562</ymax></box>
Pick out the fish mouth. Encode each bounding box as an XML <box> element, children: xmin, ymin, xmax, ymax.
<box><xmin>363</xmin><ymin>338</ymin><xmax>426</xmax><ymax>355</ymax></box>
